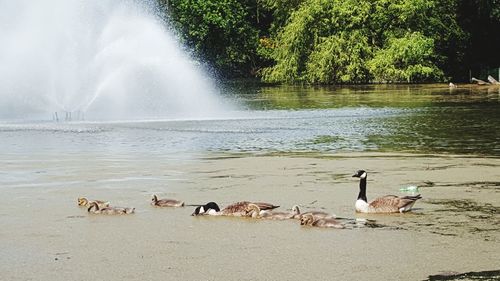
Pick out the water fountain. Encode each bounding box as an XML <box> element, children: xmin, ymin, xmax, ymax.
<box><xmin>0</xmin><ymin>0</ymin><xmax>230</xmax><ymax>121</ymax></box>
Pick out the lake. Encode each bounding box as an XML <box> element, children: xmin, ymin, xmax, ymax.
<box><xmin>1</xmin><ymin>84</ymin><xmax>499</xmax><ymax>157</ymax></box>
<box><xmin>0</xmin><ymin>84</ymin><xmax>499</xmax><ymax>281</ymax></box>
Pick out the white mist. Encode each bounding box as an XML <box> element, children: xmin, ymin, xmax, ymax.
<box><xmin>0</xmin><ymin>0</ymin><xmax>231</xmax><ymax>120</ymax></box>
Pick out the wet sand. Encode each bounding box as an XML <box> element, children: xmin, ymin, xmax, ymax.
<box><xmin>0</xmin><ymin>153</ymin><xmax>499</xmax><ymax>280</ymax></box>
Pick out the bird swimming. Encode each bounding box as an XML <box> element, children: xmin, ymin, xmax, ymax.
<box><xmin>300</xmin><ymin>213</ymin><xmax>344</xmax><ymax>229</ymax></box>
<box><xmin>291</xmin><ymin>205</ymin><xmax>336</xmax><ymax>220</ymax></box>
<box><xmin>352</xmin><ymin>170</ymin><xmax>422</xmax><ymax>213</ymax></box>
<box><xmin>87</xmin><ymin>202</ymin><xmax>135</xmax><ymax>215</ymax></box>
<box><xmin>78</xmin><ymin>197</ymin><xmax>110</xmax><ymax>209</ymax></box>
<box><xmin>151</xmin><ymin>194</ymin><xmax>185</xmax><ymax>207</ymax></box>
<box><xmin>258</xmin><ymin>205</ymin><xmax>301</xmax><ymax>220</ymax></box>
<box><xmin>191</xmin><ymin>201</ymin><xmax>279</xmax><ymax>216</ymax></box>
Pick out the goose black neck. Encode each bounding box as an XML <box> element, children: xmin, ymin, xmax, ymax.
<box><xmin>357</xmin><ymin>177</ymin><xmax>367</xmax><ymax>202</ymax></box>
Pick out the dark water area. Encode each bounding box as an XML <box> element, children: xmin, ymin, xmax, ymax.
<box><xmin>223</xmin><ymin>83</ymin><xmax>500</xmax><ymax>156</ymax></box>
<box><xmin>1</xmin><ymin>84</ymin><xmax>499</xmax><ymax>156</ymax></box>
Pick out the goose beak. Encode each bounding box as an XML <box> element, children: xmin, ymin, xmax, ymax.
<box><xmin>352</xmin><ymin>174</ymin><xmax>358</xmax><ymax>177</ymax></box>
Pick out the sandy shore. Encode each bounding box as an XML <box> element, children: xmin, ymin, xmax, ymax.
<box><xmin>0</xmin><ymin>153</ymin><xmax>499</xmax><ymax>280</ymax></box>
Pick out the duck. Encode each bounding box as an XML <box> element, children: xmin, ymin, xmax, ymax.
<box><xmin>191</xmin><ymin>201</ymin><xmax>279</xmax><ymax>217</ymax></box>
<box><xmin>352</xmin><ymin>170</ymin><xmax>422</xmax><ymax>213</ymax></box>
<box><xmin>78</xmin><ymin>197</ymin><xmax>110</xmax><ymax>208</ymax></box>
<box><xmin>151</xmin><ymin>194</ymin><xmax>185</xmax><ymax>207</ymax></box>
<box><xmin>291</xmin><ymin>205</ymin><xmax>336</xmax><ymax>220</ymax></box>
<box><xmin>87</xmin><ymin>202</ymin><xmax>135</xmax><ymax>215</ymax></box>
<box><xmin>300</xmin><ymin>213</ymin><xmax>344</xmax><ymax>229</ymax></box>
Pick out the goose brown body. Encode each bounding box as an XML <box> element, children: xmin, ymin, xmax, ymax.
<box><xmin>220</xmin><ymin>201</ymin><xmax>279</xmax><ymax>216</ymax></box>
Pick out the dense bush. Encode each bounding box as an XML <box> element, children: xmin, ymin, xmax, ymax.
<box><xmin>368</xmin><ymin>32</ymin><xmax>444</xmax><ymax>82</ymax></box>
<box><xmin>158</xmin><ymin>0</ymin><xmax>499</xmax><ymax>83</ymax></box>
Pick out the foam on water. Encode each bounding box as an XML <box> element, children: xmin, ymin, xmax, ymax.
<box><xmin>0</xmin><ymin>0</ymin><xmax>232</xmax><ymax>120</ymax></box>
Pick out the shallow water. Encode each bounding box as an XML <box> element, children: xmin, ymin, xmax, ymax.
<box><xmin>0</xmin><ymin>154</ymin><xmax>499</xmax><ymax>281</ymax></box>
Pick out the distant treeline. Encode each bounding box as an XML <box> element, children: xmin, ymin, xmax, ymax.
<box><xmin>157</xmin><ymin>0</ymin><xmax>500</xmax><ymax>83</ymax></box>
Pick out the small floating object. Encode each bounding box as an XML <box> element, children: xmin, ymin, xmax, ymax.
<box><xmin>487</xmin><ymin>75</ymin><xmax>500</xmax><ymax>85</ymax></box>
<box><xmin>471</xmin><ymin>77</ymin><xmax>489</xmax><ymax>85</ymax></box>
<box><xmin>399</xmin><ymin>185</ymin><xmax>419</xmax><ymax>192</ymax></box>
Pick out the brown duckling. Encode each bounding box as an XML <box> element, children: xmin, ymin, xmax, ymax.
<box><xmin>151</xmin><ymin>194</ymin><xmax>184</xmax><ymax>207</ymax></box>
<box><xmin>87</xmin><ymin>202</ymin><xmax>135</xmax><ymax>215</ymax></box>
<box><xmin>258</xmin><ymin>205</ymin><xmax>300</xmax><ymax>220</ymax></box>
<box><xmin>291</xmin><ymin>205</ymin><xmax>336</xmax><ymax>220</ymax></box>
<box><xmin>78</xmin><ymin>197</ymin><xmax>110</xmax><ymax>208</ymax></box>
<box><xmin>300</xmin><ymin>213</ymin><xmax>344</xmax><ymax>229</ymax></box>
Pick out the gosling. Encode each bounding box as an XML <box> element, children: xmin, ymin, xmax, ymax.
<box><xmin>300</xmin><ymin>213</ymin><xmax>344</xmax><ymax>229</ymax></box>
<box><xmin>87</xmin><ymin>202</ymin><xmax>135</xmax><ymax>215</ymax></box>
<box><xmin>151</xmin><ymin>194</ymin><xmax>184</xmax><ymax>207</ymax></box>
<box><xmin>78</xmin><ymin>197</ymin><xmax>110</xmax><ymax>208</ymax></box>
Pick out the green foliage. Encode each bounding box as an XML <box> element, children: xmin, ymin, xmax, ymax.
<box><xmin>261</xmin><ymin>0</ymin><xmax>460</xmax><ymax>83</ymax></box>
<box><xmin>161</xmin><ymin>0</ymin><xmax>259</xmax><ymax>76</ymax></box>
<box><xmin>158</xmin><ymin>0</ymin><xmax>498</xmax><ymax>83</ymax></box>
<box><xmin>305</xmin><ymin>31</ymin><xmax>372</xmax><ymax>83</ymax></box>
<box><xmin>262</xmin><ymin>0</ymin><xmax>372</xmax><ymax>83</ymax></box>
<box><xmin>368</xmin><ymin>33</ymin><xmax>443</xmax><ymax>82</ymax></box>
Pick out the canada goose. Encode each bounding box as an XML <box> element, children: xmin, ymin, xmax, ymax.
<box><xmin>300</xmin><ymin>214</ymin><xmax>344</xmax><ymax>229</ymax></box>
<box><xmin>78</xmin><ymin>197</ymin><xmax>110</xmax><ymax>208</ymax></box>
<box><xmin>291</xmin><ymin>205</ymin><xmax>336</xmax><ymax>220</ymax></box>
<box><xmin>87</xmin><ymin>202</ymin><xmax>135</xmax><ymax>215</ymax></box>
<box><xmin>151</xmin><ymin>194</ymin><xmax>184</xmax><ymax>207</ymax></box>
<box><xmin>352</xmin><ymin>170</ymin><xmax>422</xmax><ymax>213</ymax></box>
<box><xmin>191</xmin><ymin>201</ymin><xmax>279</xmax><ymax>216</ymax></box>
<box><xmin>191</xmin><ymin>202</ymin><xmax>221</xmax><ymax>216</ymax></box>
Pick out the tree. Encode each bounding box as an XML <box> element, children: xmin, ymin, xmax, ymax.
<box><xmin>368</xmin><ymin>32</ymin><xmax>443</xmax><ymax>82</ymax></box>
<box><xmin>261</xmin><ymin>0</ymin><xmax>464</xmax><ymax>83</ymax></box>
<box><xmin>160</xmin><ymin>0</ymin><xmax>260</xmax><ymax>77</ymax></box>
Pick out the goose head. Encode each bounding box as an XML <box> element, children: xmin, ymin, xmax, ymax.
<box><xmin>78</xmin><ymin>197</ymin><xmax>88</xmax><ymax>206</ymax></box>
<box><xmin>352</xmin><ymin>170</ymin><xmax>367</xmax><ymax>179</ymax></box>
<box><xmin>300</xmin><ymin>213</ymin><xmax>315</xmax><ymax>225</ymax></box>
<box><xmin>291</xmin><ymin>205</ymin><xmax>300</xmax><ymax>215</ymax></box>
<box><xmin>191</xmin><ymin>202</ymin><xmax>220</xmax><ymax>216</ymax></box>
<box><xmin>151</xmin><ymin>194</ymin><xmax>158</xmax><ymax>204</ymax></box>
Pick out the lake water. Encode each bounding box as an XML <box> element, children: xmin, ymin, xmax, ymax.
<box><xmin>1</xmin><ymin>84</ymin><xmax>499</xmax><ymax>157</ymax></box>
<box><xmin>1</xmin><ymin>84</ymin><xmax>499</xmax><ymax>281</ymax></box>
